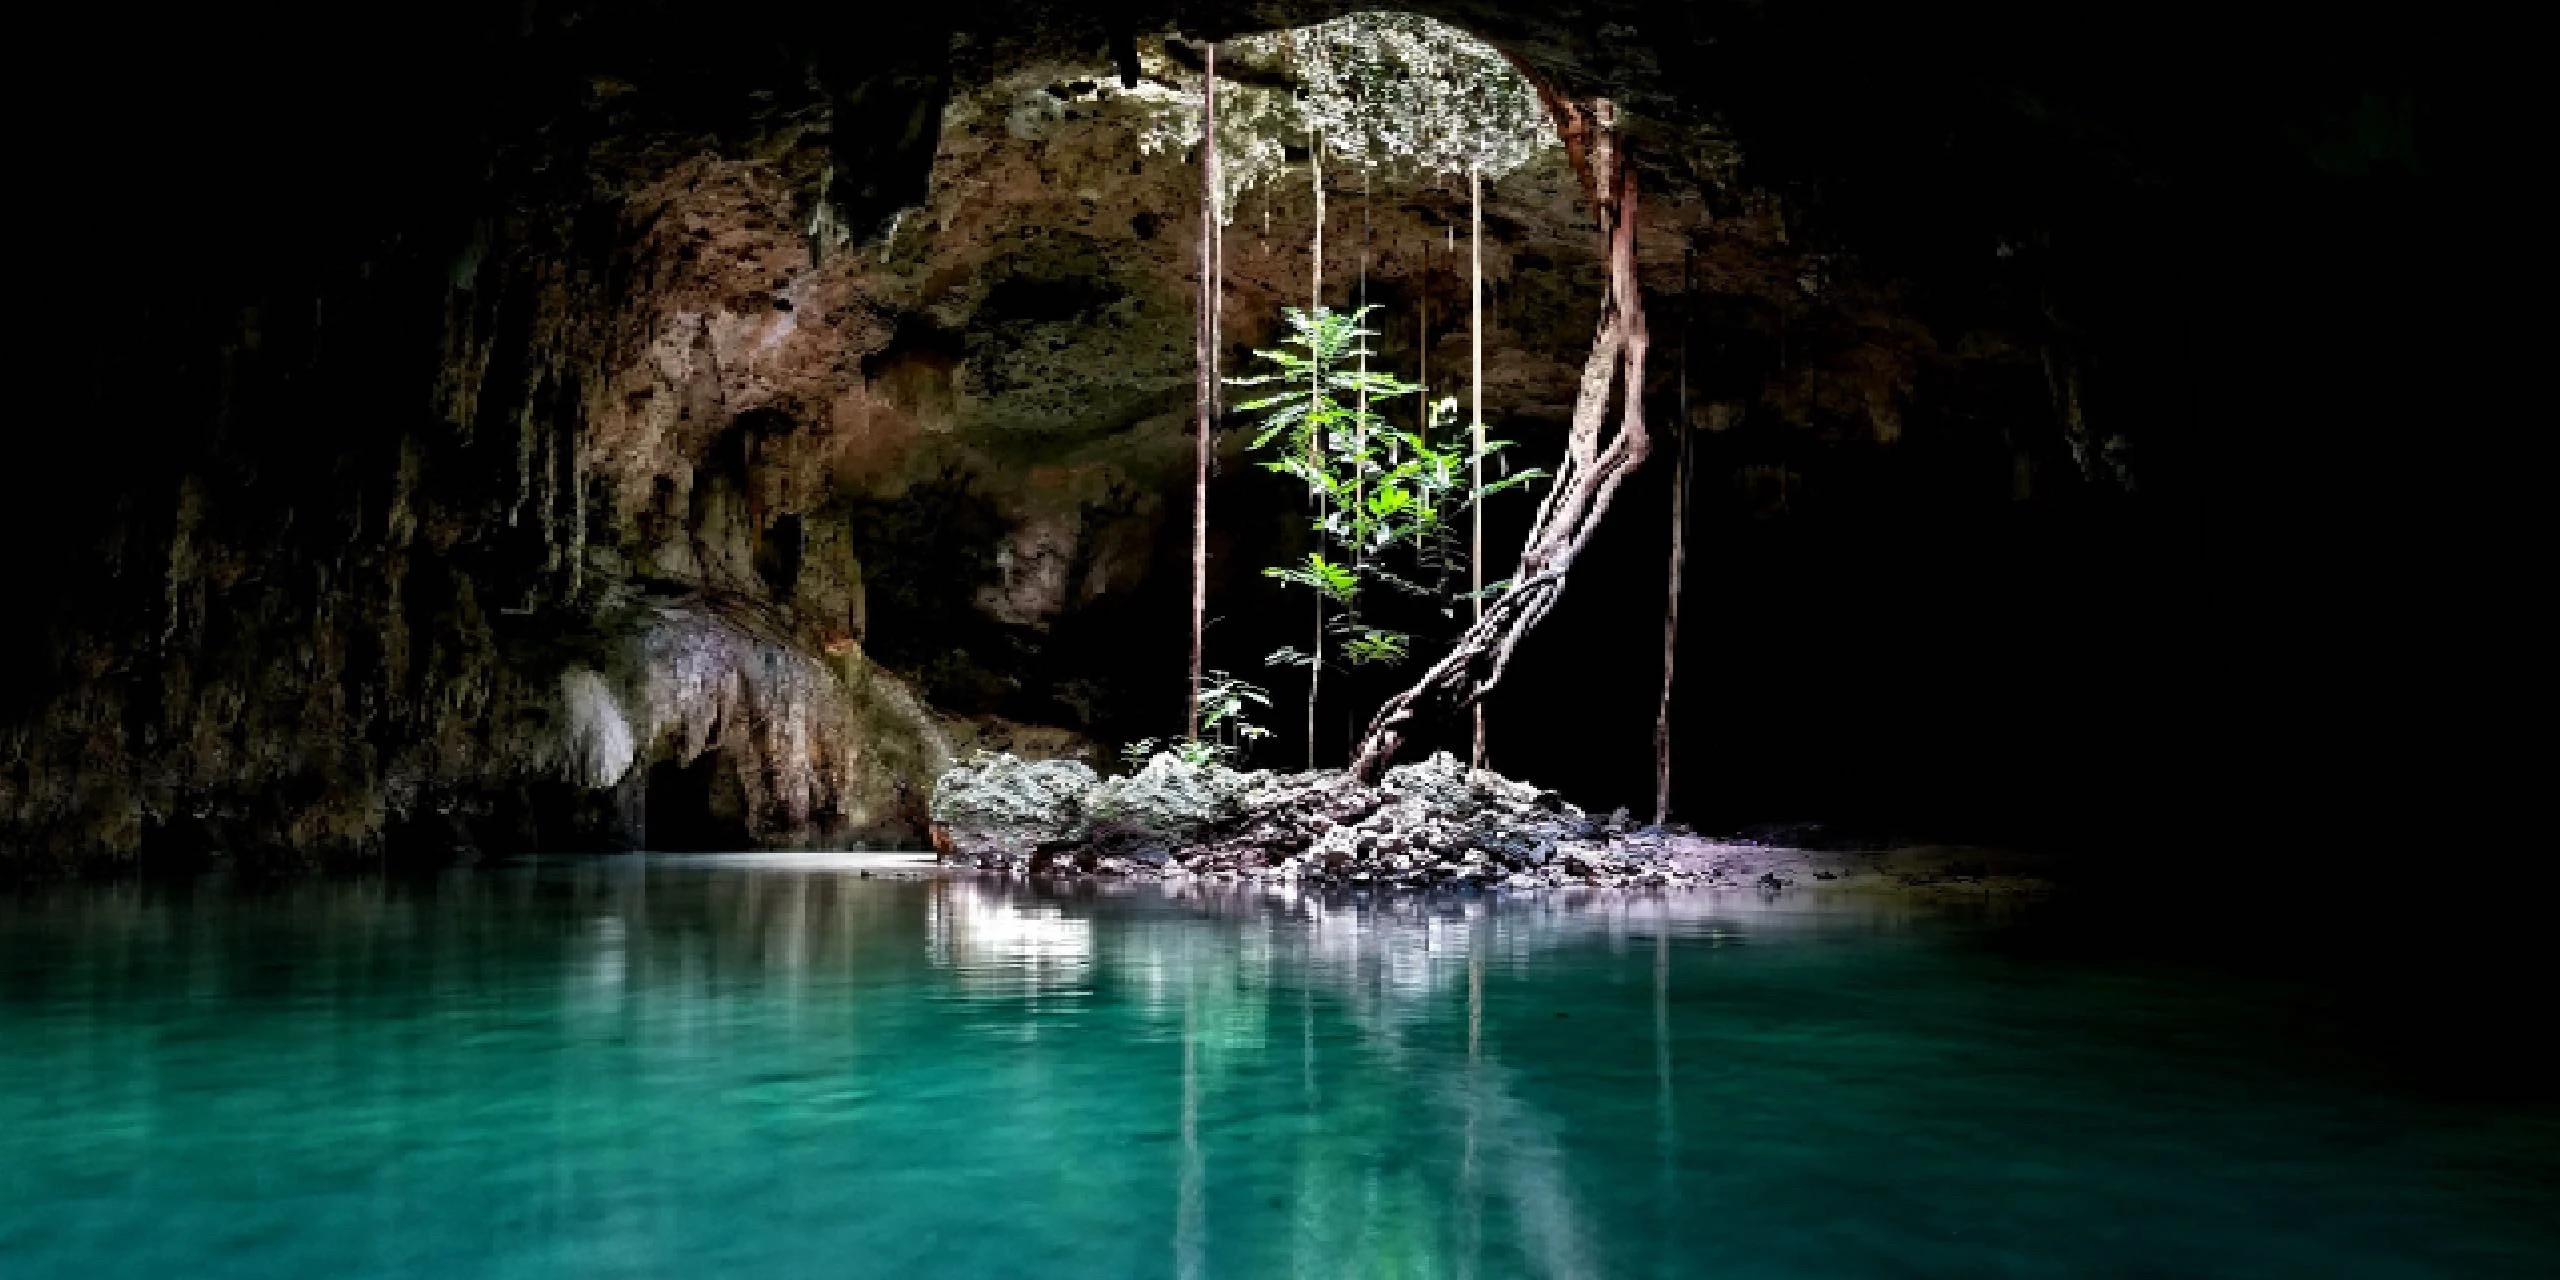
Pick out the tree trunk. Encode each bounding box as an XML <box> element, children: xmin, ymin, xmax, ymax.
<box><xmin>1654</xmin><ymin>247</ymin><xmax>1693</xmax><ymax>825</ymax></box>
<box><xmin>1350</xmin><ymin>97</ymin><xmax>1650</xmax><ymax>784</ymax></box>
<box><xmin>1469</xmin><ymin>163</ymin><xmax>1487</xmax><ymax>770</ymax></box>
<box><xmin>1187</xmin><ymin>43</ymin><xmax>1218</xmax><ymax>742</ymax></box>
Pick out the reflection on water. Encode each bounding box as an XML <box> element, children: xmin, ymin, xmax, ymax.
<box><xmin>2</xmin><ymin>861</ymin><xmax>2554</xmax><ymax>1279</ymax></box>
<box><xmin>930</xmin><ymin>882</ymin><xmax>1094</xmax><ymax>1000</ymax></box>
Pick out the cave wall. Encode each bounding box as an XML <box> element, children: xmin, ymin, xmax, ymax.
<box><xmin>1</xmin><ymin>1</ymin><xmax>2452</xmax><ymax>869</ymax></box>
<box><xmin>3</xmin><ymin>4</ymin><xmax>1001</xmax><ymax>868</ymax></box>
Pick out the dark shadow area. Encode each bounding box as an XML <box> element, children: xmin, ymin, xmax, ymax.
<box><xmin>642</xmin><ymin>751</ymin><xmax>753</xmax><ymax>852</ymax></box>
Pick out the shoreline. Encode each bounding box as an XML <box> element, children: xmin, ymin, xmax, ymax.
<box><xmin>940</xmin><ymin>834</ymin><xmax>2055</xmax><ymax>900</ymax></box>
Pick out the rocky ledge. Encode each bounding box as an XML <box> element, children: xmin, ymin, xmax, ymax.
<box><xmin>930</xmin><ymin>752</ymin><xmax>2051</xmax><ymax>893</ymax></box>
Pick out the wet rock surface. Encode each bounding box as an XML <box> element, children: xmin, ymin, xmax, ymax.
<box><xmin>936</xmin><ymin>751</ymin><xmax>2051</xmax><ymax>893</ymax></box>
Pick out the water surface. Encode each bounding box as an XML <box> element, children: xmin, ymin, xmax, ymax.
<box><xmin>3</xmin><ymin>857</ymin><xmax>2551</xmax><ymax>1278</ymax></box>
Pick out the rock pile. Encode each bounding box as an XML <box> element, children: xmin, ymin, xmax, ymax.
<box><xmin>930</xmin><ymin>751</ymin><xmax>1711</xmax><ymax>888</ymax></box>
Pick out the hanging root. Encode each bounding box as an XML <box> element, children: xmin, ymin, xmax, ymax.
<box><xmin>1351</xmin><ymin>97</ymin><xmax>1650</xmax><ymax>783</ymax></box>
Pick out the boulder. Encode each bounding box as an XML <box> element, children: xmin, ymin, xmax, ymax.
<box><xmin>928</xmin><ymin>755</ymin><xmax>1098</xmax><ymax>861</ymax></box>
<box><xmin>1084</xmin><ymin>753</ymin><xmax>1259</xmax><ymax>837</ymax></box>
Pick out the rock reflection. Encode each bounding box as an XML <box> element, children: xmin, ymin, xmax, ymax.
<box><xmin>926</xmin><ymin>877</ymin><xmax>1093</xmax><ymax>997</ymax></box>
<box><xmin>915</xmin><ymin>877</ymin><xmax>1925</xmax><ymax>1279</ymax></box>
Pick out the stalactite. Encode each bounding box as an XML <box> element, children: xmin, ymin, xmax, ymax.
<box><xmin>536</xmin><ymin>391</ymin><xmax>562</xmax><ymax>579</ymax></box>
<box><xmin>568</xmin><ymin>418</ymin><xmax>589</xmax><ymax>596</ymax></box>
<box><xmin>508</xmin><ymin>385</ymin><xmax>538</xmax><ymax>529</ymax></box>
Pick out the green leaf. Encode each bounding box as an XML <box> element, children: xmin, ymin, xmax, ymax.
<box><xmin>1473</xmin><ymin>469</ymin><xmax>1548</xmax><ymax>499</ymax></box>
<box><xmin>1342</xmin><ymin>628</ymin><xmax>1412</xmax><ymax>666</ymax></box>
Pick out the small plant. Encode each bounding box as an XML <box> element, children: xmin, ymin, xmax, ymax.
<box><xmin>1228</xmin><ymin>305</ymin><xmax>1540</xmax><ymax>764</ymax></box>
<box><xmin>1265</xmin><ymin>553</ymin><xmax>1359</xmax><ymax>605</ymax></box>
<box><xmin>1341</xmin><ymin>629</ymin><xmax>1410</xmax><ymax>666</ymax></box>
<box><xmin>1122</xmin><ymin>672</ymin><xmax>1271</xmax><ymax>773</ymax></box>
<box><xmin>1119</xmin><ymin>736</ymin><xmax>1233</xmax><ymax>770</ymax></box>
<box><xmin>1199</xmin><ymin>671</ymin><xmax>1271</xmax><ymax>738</ymax></box>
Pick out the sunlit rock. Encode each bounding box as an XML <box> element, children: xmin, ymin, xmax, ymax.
<box><xmin>930</xmin><ymin>754</ymin><xmax>1099</xmax><ymax>860</ymax></box>
<box><xmin>1086</xmin><ymin>753</ymin><xmax>1259</xmax><ymax>835</ymax></box>
<box><xmin>935</xmin><ymin>751</ymin><xmax>1706</xmax><ymax>888</ymax></box>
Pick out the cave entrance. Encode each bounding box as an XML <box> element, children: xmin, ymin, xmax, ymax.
<box><xmin>643</xmin><ymin>748</ymin><xmax>754</xmax><ymax>851</ymax></box>
<box><xmin>865</xmin><ymin>13</ymin><xmax>1564</xmax><ymax>775</ymax></box>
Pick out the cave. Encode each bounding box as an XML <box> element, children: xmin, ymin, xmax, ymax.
<box><xmin>0</xmin><ymin>0</ymin><xmax>2508</xmax><ymax>1001</ymax></box>
<box><xmin>642</xmin><ymin>748</ymin><xmax>755</xmax><ymax>852</ymax></box>
<box><xmin>5</xmin><ymin>0</ymin><xmax>2322</xmax><ymax>869</ymax></box>
<box><xmin>0</xmin><ymin>0</ymin><xmax>2510</xmax><ymax>988</ymax></box>
<box><xmin>2</xmin><ymin>5</ymin><xmax>2539</xmax><ymax>1276</ymax></box>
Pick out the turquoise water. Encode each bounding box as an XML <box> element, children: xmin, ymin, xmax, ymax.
<box><xmin>2</xmin><ymin>857</ymin><xmax>2552</xmax><ymax>1279</ymax></box>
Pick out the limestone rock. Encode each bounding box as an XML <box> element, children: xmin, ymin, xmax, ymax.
<box><xmin>1085</xmin><ymin>753</ymin><xmax>1259</xmax><ymax>836</ymax></box>
<box><xmin>934</xmin><ymin>749</ymin><xmax>1694</xmax><ymax>889</ymax></box>
<box><xmin>1380</xmin><ymin>751</ymin><xmax>1570</xmax><ymax>823</ymax></box>
<box><xmin>929</xmin><ymin>755</ymin><xmax>1098</xmax><ymax>860</ymax></box>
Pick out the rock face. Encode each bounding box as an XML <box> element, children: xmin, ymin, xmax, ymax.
<box><xmin>0</xmin><ymin>23</ymin><xmax>1599</xmax><ymax>871</ymax></box>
